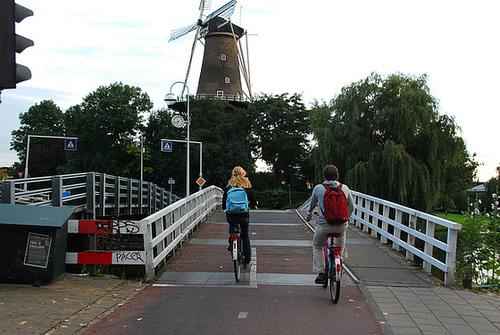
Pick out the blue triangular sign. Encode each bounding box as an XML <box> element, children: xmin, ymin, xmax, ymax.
<box><xmin>161</xmin><ymin>141</ymin><xmax>172</xmax><ymax>152</ymax></box>
<box><xmin>65</xmin><ymin>139</ymin><xmax>77</xmax><ymax>151</ymax></box>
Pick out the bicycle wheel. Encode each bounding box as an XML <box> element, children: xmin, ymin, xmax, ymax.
<box><xmin>233</xmin><ymin>258</ymin><xmax>241</xmax><ymax>282</ymax></box>
<box><xmin>232</xmin><ymin>237</ymin><xmax>241</xmax><ymax>282</ymax></box>
<box><xmin>323</xmin><ymin>245</ymin><xmax>329</xmax><ymax>288</ymax></box>
<box><xmin>329</xmin><ymin>253</ymin><xmax>340</xmax><ymax>304</ymax></box>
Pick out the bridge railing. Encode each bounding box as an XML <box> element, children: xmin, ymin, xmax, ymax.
<box><xmin>142</xmin><ymin>185</ymin><xmax>223</xmax><ymax>279</ymax></box>
<box><xmin>298</xmin><ymin>191</ymin><xmax>461</xmax><ymax>286</ymax></box>
<box><xmin>351</xmin><ymin>191</ymin><xmax>461</xmax><ymax>286</ymax></box>
<box><xmin>0</xmin><ymin>172</ymin><xmax>181</xmax><ymax>218</ymax></box>
<box><xmin>65</xmin><ymin>186</ymin><xmax>222</xmax><ymax>280</ymax></box>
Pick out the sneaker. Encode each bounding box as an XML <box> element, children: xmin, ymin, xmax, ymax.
<box><xmin>314</xmin><ymin>273</ymin><xmax>326</xmax><ymax>284</ymax></box>
<box><xmin>243</xmin><ymin>261</ymin><xmax>252</xmax><ymax>269</ymax></box>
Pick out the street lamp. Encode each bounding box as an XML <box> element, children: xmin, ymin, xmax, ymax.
<box><xmin>133</xmin><ymin>135</ymin><xmax>144</xmax><ymax>182</ymax></box>
<box><xmin>165</xmin><ymin>81</ymin><xmax>191</xmax><ymax>197</ymax></box>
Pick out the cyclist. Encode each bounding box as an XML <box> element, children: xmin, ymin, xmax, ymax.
<box><xmin>305</xmin><ymin>165</ymin><xmax>354</xmax><ymax>284</ymax></box>
<box><xmin>222</xmin><ymin>166</ymin><xmax>258</xmax><ymax>267</ymax></box>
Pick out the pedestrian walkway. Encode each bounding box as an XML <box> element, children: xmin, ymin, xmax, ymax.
<box><xmin>0</xmin><ymin>274</ymin><xmax>147</xmax><ymax>335</ymax></box>
<box><xmin>0</xmin><ymin>209</ymin><xmax>499</xmax><ymax>335</ymax></box>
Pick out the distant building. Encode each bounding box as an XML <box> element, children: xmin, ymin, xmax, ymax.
<box><xmin>466</xmin><ymin>182</ymin><xmax>486</xmax><ymax>196</ymax></box>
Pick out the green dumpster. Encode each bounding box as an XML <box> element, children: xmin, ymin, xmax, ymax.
<box><xmin>0</xmin><ymin>203</ymin><xmax>74</xmax><ymax>285</ymax></box>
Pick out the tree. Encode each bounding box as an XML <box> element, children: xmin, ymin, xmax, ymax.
<box><xmin>143</xmin><ymin>107</ymin><xmax>188</xmax><ymax>193</ymax></box>
<box><xmin>10</xmin><ymin>100</ymin><xmax>66</xmax><ymax>177</ymax></box>
<box><xmin>63</xmin><ymin>82</ymin><xmax>153</xmax><ymax>177</ymax></box>
<box><xmin>252</xmin><ymin>93</ymin><xmax>310</xmax><ymax>184</ymax></box>
<box><xmin>311</xmin><ymin>72</ymin><xmax>477</xmax><ymax>211</ymax></box>
<box><xmin>143</xmin><ymin>98</ymin><xmax>254</xmax><ymax>196</ymax></box>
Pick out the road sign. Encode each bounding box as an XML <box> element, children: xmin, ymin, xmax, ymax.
<box><xmin>65</xmin><ymin>139</ymin><xmax>77</xmax><ymax>151</ymax></box>
<box><xmin>161</xmin><ymin>140</ymin><xmax>173</xmax><ymax>152</ymax></box>
<box><xmin>196</xmin><ymin>177</ymin><xmax>206</xmax><ymax>187</ymax></box>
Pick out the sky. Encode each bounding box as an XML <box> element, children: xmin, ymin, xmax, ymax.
<box><xmin>1</xmin><ymin>0</ymin><xmax>498</xmax><ymax>181</ymax></box>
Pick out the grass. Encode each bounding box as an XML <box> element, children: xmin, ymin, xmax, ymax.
<box><xmin>433</xmin><ymin>212</ymin><xmax>466</xmax><ymax>225</ymax></box>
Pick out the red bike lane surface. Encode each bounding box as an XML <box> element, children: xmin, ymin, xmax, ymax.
<box><xmin>84</xmin><ymin>210</ymin><xmax>383</xmax><ymax>335</ymax></box>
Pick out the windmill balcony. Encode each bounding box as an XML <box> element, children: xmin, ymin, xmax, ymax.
<box><xmin>196</xmin><ymin>93</ymin><xmax>249</xmax><ymax>102</ymax></box>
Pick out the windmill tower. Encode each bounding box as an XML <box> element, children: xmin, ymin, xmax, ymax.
<box><xmin>169</xmin><ymin>0</ymin><xmax>252</xmax><ymax>102</ymax></box>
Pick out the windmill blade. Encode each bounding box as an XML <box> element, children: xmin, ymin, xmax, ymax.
<box><xmin>169</xmin><ymin>22</ymin><xmax>199</xmax><ymax>42</ymax></box>
<box><xmin>204</xmin><ymin>0</ymin><xmax>236</xmax><ymax>23</ymax></box>
<box><xmin>181</xmin><ymin>0</ymin><xmax>211</xmax><ymax>95</ymax></box>
<box><xmin>200</xmin><ymin>0</ymin><xmax>212</xmax><ymax>11</ymax></box>
<box><xmin>169</xmin><ymin>0</ymin><xmax>211</xmax><ymax>42</ymax></box>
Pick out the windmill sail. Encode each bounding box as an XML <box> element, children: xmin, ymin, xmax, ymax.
<box><xmin>169</xmin><ymin>0</ymin><xmax>236</xmax><ymax>42</ymax></box>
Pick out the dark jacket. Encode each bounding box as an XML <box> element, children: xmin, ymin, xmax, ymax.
<box><xmin>222</xmin><ymin>186</ymin><xmax>258</xmax><ymax>218</ymax></box>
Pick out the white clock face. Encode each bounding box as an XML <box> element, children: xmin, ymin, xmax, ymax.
<box><xmin>171</xmin><ymin>115</ymin><xmax>185</xmax><ymax>128</ymax></box>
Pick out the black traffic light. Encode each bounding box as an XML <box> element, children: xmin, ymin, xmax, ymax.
<box><xmin>0</xmin><ymin>0</ymin><xmax>33</xmax><ymax>90</ymax></box>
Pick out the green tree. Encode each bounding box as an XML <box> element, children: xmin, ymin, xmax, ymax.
<box><xmin>143</xmin><ymin>107</ymin><xmax>188</xmax><ymax>193</ymax></box>
<box><xmin>311</xmin><ymin>72</ymin><xmax>477</xmax><ymax>211</ymax></box>
<box><xmin>63</xmin><ymin>82</ymin><xmax>153</xmax><ymax>177</ymax></box>
<box><xmin>252</xmin><ymin>93</ymin><xmax>310</xmax><ymax>184</ymax></box>
<box><xmin>10</xmin><ymin>100</ymin><xmax>66</xmax><ymax>177</ymax></box>
<box><xmin>144</xmin><ymin>98</ymin><xmax>254</xmax><ymax>196</ymax></box>
<box><xmin>191</xmin><ymin>98</ymin><xmax>254</xmax><ymax>188</ymax></box>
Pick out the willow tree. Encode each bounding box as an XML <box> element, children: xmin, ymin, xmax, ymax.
<box><xmin>311</xmin><ymin>72</ymin><xmax>476</xmax><ymax>211</ymax></box>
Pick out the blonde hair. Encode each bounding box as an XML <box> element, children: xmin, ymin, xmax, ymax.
<box><xmin>227</xmin><ymin>166</ymin><xmax>252</xmax><ymax>188</ymax></box>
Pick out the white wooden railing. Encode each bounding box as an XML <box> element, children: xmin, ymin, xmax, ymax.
<box><xmin>142</xmin><ymin>186</ymin><xmax>223</xmax><ymax>279</ymax></box>
<box><xmin>351</xmin><ymin>191</ymin><xmax>461</xmax><ymax>286</ymax></box>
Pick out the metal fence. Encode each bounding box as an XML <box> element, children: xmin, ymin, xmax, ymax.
<box><xmin>350</xmin><ymin>191</ymin><xmax>461</xmax><ymax>286</ymax></box>
<box><xmin>0</xmin><ymin>172</ymin><xmax>181</xmax><ymax>219</ymax></box>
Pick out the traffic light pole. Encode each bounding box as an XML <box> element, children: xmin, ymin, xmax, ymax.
<box><xmin>0</xmin><ymin>0</ymin><xmax>33</xmax><ymax>90</ymax></box>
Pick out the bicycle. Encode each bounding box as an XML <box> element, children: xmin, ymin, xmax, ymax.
<box><xmin>229</xmin><ymin>224</ymin><xmax>244</xmax><ymax>282</ymax></box>
<box><xmin>323</xmin><ymin>232</ymin><xmax>342</xmax><ymax>303</ymax></box>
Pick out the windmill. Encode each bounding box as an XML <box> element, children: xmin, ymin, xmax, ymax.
<box><xmin>169</xmin><ymin>0</ymin><xmax>252</xmax><ymax>102</ymax></box>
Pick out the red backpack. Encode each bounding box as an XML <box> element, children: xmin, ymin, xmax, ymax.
<box><xmin>321</xmin><ymin>183</ymin><xmax>349</xmax><ymax>224</ymax></box>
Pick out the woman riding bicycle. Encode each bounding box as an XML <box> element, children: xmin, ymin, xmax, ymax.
<box><xmin>222</xmin><ymin>166</ymin><xmax>258</xmax><ymax>267</ymax></box>
<box><xmin>306</xmin><ymin>165</ymin><xmax>354</xmax><ymax>284</ymax></box>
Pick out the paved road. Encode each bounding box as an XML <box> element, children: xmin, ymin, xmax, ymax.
<box><xmin>84</xmin><ymin>210</ymin><xmax>383</xmax><ymax>334</ymax></box>
<box><xmin>2</xmin><ymin>209</ymin><xmax>499</xmax><ymax>334</ymax></box>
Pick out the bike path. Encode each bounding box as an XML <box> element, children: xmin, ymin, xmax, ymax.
<box><xmin>84</xmin><ymin>210</ymin><xmax>383</xmax><ymax>335</ymax></box>
<box><xmin>2</xmin><ymin>210</ymin><xmax>498</xmax><ymax>334</ymax></box>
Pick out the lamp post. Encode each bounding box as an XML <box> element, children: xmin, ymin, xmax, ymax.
<box><xmin>165</xmin><ymin>81</ymin><xmax>190</xmax><ymax>197</ymax></box>
<box><xmin>133</xmin><ymin>135</ymin><xmax>144</xmax><ymax>182</ymax></box>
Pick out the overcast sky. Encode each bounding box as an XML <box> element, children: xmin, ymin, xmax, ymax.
<box><xmin>1</xmin><ymin>0</ymin><xmax>498</xmax><ymax>181</ymax></box>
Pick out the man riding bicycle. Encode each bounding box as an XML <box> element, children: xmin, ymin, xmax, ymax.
<box><xmin>305</xmin><ymin>165</ymin><xmax>355</xmax><ymax>284</ymax></box>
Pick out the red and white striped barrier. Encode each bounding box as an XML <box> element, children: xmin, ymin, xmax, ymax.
<box><xmin>66</xmin><ymin>219</ymin><xmax>147</xmax><ymax>266</ymax></box>
<box><xmin>66</xmin><ymin>251</ymin><xmax>146</xmax><ymax>265</ymax></box>
<box><xmin>67</xmin><ymin>219</ymin><xmax>146</xmax><ymax>234</ymax></box>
